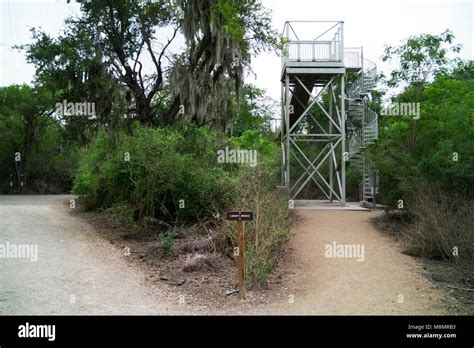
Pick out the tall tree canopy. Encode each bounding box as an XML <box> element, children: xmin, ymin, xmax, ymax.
<box><xmin>19</xmin><ymin>0</ymin><xmax>279</xmax><ymax>132</ymax></box>
<box><xmin>167</xmin><ymin>0</ymin><xmax>278</xmax><ymax>129</ymax></box>
<box><xmin>382</xmin><ymin>29</ymin><xmax>462</xmax><ymax>101</ymax></box>
<box><xmin>380</xmin><ymin>29</ymin><xmax>462</xmax><ymax>152</ymax></box>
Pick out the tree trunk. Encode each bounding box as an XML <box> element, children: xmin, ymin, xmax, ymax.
<box><xmin>163</xmin><ymin>96</ymin><xmax>181</xmax><ymax>125</ymax></box>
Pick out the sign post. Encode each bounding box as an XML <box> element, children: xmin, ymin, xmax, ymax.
<box><xmin>236</xmin><ymin>216</ymin><xmax>245</xmax><ymax>299</ymax></box>
<box><xmin>226</xmin><ymin>209</ymin><xmax>254</xmax><ymax>299</ymax></box>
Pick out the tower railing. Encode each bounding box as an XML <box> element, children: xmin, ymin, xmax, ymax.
<box><xmin>287</xmin><ymin>40</ymin><xmax>343</xmax><ymax>62</ymax></box>
<box><xmin>344</xmin><ymin>47</ymin><xmax>363</xmax><ymax>70</ymax></box>
<box><xmin>364</xmin><ymin>109</ymin><xmax>379</xmax><ymax>145</ymax></box>
<box><xmin>282</xmin><ymin>21</ymin><xmax>345</xmax><ymax>66</ymax></box>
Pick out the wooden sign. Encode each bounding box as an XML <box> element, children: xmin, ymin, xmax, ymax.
<box><xmin>226</xmin><ymin>211</ymin><xmax>254</xmax><ymax>221</ymax></box>
<box><xmin>226</xmin><ymin>210</ymin><xmax>254</xmax><ymax>299</ymax></box>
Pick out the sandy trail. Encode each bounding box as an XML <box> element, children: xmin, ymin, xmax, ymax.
<box><xmin>255</xmin><ymin>209</ymin><xmax>447</xmax><ymax>315</ymax></box>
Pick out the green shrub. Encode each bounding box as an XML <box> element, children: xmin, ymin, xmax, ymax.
<box><xmin>221</xmin><ymin>163</ymin><xmax>289</xmax><ymax>287</ymax></box>
<box><xmin>370</xmin><ymin>63</ymin><xmax>474</xmax><ymax>283</ymax></box>
<box><xmin>369</xmin><ymin>69</ymin><xmax>474</xmax><ymax>208</ymax></box>
<box><xmin>74</xmin><ymin>123</ymin><xmax>289</xmax><ymax>285</ymax></box>
<box><xmin>402</xmin><ymin>185</ymin><xmax>474</xmax><ymax>283</ymax></box>
<box><xmin>345</xmin><ymin>166</ymin><xmax>361</xmax><ymax>201</ymax></box>
<box><xmin>102</xmin><ymin>203</ymin><xmax>136</xmax><ymax>225</ymax></box>
<box><xmin>160</xmin><ymin>229</ymin><xmax>177</xmax><ymax>257</ymax></box>
<box><xmin>73</xmin><ymin>123</ymin><xmax>235</xmax><ymax>222</ymax></box>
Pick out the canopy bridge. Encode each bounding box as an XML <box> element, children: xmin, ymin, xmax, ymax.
<box><xmin>280</xmin><ymin>21</ymin><xmax>378</xmax><ymax>205</ymax></box>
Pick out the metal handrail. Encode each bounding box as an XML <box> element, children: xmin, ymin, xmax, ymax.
<box><xmin>347</xmin><ymin>66</ymin><xmax>377</xmax><ymax>99</ymax></box>
<box><xmin>282</xmin><ymin>20</ymin><xmax>344</xmax><ymax>38</ymax></box>
<box><xmin>282</xmin><ymin>21</ymin><xmax>344</xmax><ymax>65</ymax></box>
<box><xmin>286</xmin><ymin>40</ymin><xmax>343</xmax><ymax>62</ymax></box>
<box><xmin>347</xmin><ymin>105</ymin><xmax>378</xmax><ymax>150</ymax></box>
<box><xmin>362</xmin><ymin>58</ymin><xmax>376</xmax><ymax>73</ymax></box>
<box><xmin>363</xmin><ymin>109</ymin><xmax>378</xmax><ymax>145</ymax></box>
<box><xmin>344</xmin><ymin>47</ymin><xmax>363</xmax><ymax>69</ymax></box>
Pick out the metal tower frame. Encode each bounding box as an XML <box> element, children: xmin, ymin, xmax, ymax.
<box><xmin>282</xmin><ymin>72</ymin><xmax>347</xmax><ymax>203</ymax></box>
<box><xmin>280</xmin><ymin>21</ymin><xmax>378</xmax><ymax>205</ymax></box>
<box><xmin>281</xmin><ymin>21</ymin><xmax>354</xmax><ymax>205</ymax></box>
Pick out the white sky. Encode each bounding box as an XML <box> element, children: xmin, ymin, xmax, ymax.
<box><xmin>0</xmin><ymin>0</ymin><xmax>472</xmax><ymax>102</ymax></box>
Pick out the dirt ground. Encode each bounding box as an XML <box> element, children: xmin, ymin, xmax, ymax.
<box><xmin>1</xmin><ymin>195</ymin><xmax>468</xmax><ymax>315</ymax></box>
<box><xmin>254</xmin><ymin>210</ymin><xmax>459</xmax><ymax>315</ymax></box>
<box><xmin>80</xmin><ymin>203</ymin><xmax>467</xmax><ymax>315</ymax></box>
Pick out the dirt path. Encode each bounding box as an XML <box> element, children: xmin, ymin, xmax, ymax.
<box><xmin>0</xmin><ymin>195</ymin><xmax>189</xmax><ymax>315</ymax></box>
<box><xmin>0</xmin><ymin>196</ymin><xmax>449</xmax><ymax>315</ymax></box>
<box><xmin>255</xmin><ymin>209</ymin><xmax>448</xmax><ymax>315</ymax></box>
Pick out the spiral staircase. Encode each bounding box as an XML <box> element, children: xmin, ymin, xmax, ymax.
<box><xmin>346</xmin><ymin>59</ymin><xmax>379</xmax><ymax>202</ymax></box>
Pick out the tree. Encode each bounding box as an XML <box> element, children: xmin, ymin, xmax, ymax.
<box><xmin>20</xmin><ymin>0</ymin><xmax>177</xmax><ymax>127</ymax></box>
<box><xmin>381</xmin><ymin>29</ymin><xmax>462</xmax><ymax>152</ymax></box>
<box><xmin>382</xmin><ymin>29</ymin><xmax>462</xmax><ymax>100</ymax></box>
<box><xmin>369</xmin><ymin>60</ymin><xmax>474</xmax><ymax>206</ymax></box>
<box><xmin>232</xmin><ymin>84</ymin><xmax>276</xmax><ymax>136</ymax></box>
<box><xmin>19</xmin><ymin>26</ymin><xmax>122</xmax><ymax>145</ymax></box>
<box><xmin>166</xmin><ymin>0</ymin><xmax>279</xmax><ymax>129</ymax></box>
<box><xmin>20</xmin><ymin>0</ymin><xmax>279</xmax><ymax>130</ymax></box>
<box><xmin>0</xmin><ymin>85</ymin><xmax>71</xmax><ymax>192</ymax></box>
<box><xmin>77</xmin><ymin>0</ymin><xmax>178</xmax><ymax>125</ymax></box>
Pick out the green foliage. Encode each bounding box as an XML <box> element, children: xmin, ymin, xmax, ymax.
<box><xmin>222</xmin><ymin>163</ymin><xmax>289</xmax><ymax>287</ymax></box>
<box><xmin>210</xmin><ymin>0</ymin><xmax>279</xmax><ymax>52</ymax></box>
<box><xmin>345</xmin><ymin>166</ymin><xmax>361</xmax><ymax>202</ymax></box>
<box><xmin>102</xmin><ymin>203</ymin><xmax>135</xmax><ymax>225</ymax></box>
<box><xmin>160</xmin><ymin>229</ymin><xmax>177</xmax><ymax>257</ymax></box>
<box><xmin>73</xmin><ymin>123</ymin><xmax>235</xmax><ymax>222</ymax></box>
<box><xmin>229</xmin><ymin>129</ymin><xmax>278</xmax><ymax>157</ymax></box>
<box><xmin>374</xmin><ymin>31</ymin><xmax>473</xmax><ymax>278</ymax></box>
<box><xmin>371</xmin><ymin>62</ymin><xmax>474</xmax><ymax>208</ymax></box>
<box><xmin>232</xmin><ymin>84</ymin><xmax>276</xmax><ymax>136</ymax></box>
<box><xmin>229</xmin><ymin>129</ymin><xmax>280</xmax><ymax>185</ymax></box>
<box><xmin>73</xmin><ymin>121</ymin><xmax>288</xmax><ymax>285</ymax></box>
<box><xmin>0</xmin><ymin>85</ymin><xmax>75</xmax><ymax>193</ymax></box>
<box><xmin>211</xmin><ymin>0</ymin><xmax>246</xmax><ymax>42</ymax></box>
<box><xmin>382</xmin><ymin>29</ymin><xmax>462</xmax><ymax>91</ymax></box>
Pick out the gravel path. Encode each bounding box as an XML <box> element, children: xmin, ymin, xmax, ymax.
<box><xmin>0</xmin><ymin>195</ymin><xmax>186</xmax><ymax>315</ymax></box>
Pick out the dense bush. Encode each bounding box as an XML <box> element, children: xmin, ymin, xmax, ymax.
<box><xmin>73</xmin><ymin>122</ymin><xmax>289</xmax><ymax>285</ymax></box>
<box><xmin>370</xmin><ymin>63</ymin><xmax>474</xmax><ymax>208</ymax></box>
<box><xmin>370</xmin><ymin>62</ymin><xmax>474</xmax><ymax>279</ymax></box>
<box><xmin>403</xmin><ymin>185</ymin><xmax>474</xmax><ymax>284</ymax></box>
<box><xmin>73</xmin><ymin>124</ymin><xmax>235</xmax><ymax>222</ymax></box>
<box><xmin>226</xmin><ymin>130</ymin><xmax>288</xmax><ymax>286</ymax></box>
